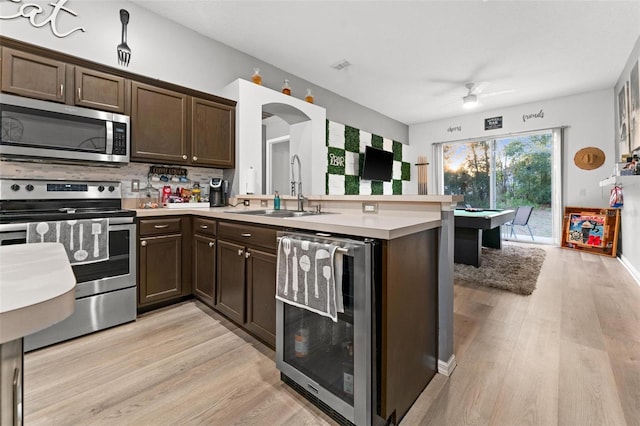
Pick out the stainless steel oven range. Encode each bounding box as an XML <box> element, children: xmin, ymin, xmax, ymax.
<box><xmin>0</xmin><ymin>178</ymin><xmax>136</xmax><ymax>352</ymax></box>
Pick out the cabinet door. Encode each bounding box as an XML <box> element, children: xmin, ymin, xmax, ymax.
<box><xmin>138</xmin><ymin>234</ymin><xmax>182</xmax><ymax>306</ymax></box>
<box><xmin>1</xmin><ymin>48</ymin><xmax>65</xmax><ymax>102</ymax></box>
<box><xmin>193</xmin><ymin>234</ymin><xmax>216</xmax><ymax>307</ymax></box>
<box><xmin>215</xmin><ymin>239</ymin><xmax>246</xmax><ymax>324</ymax></box>
<box><xmin>75</xmin><ymin>67</ymin><xmax>126</xmax><ymax>113</ymax></box>
<box><xmin>131</xmin><ymin>82</ymin><xmax>188</xmax><ymax>163</ymax></box>
<box><xmin>245</xmin><ymin>248</ymin><xmax>277</xmax><ymax>347</ymax></box>
<box><xmin>191</xmin><ymin>97</ymin><xmax>235</xmax><ymax>168</ymax></box>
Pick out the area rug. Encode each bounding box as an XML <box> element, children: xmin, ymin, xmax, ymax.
<box><xmin>454</xmin><ymin>245</ymin><xmax>546</xmax><ymax>295</ymax></box>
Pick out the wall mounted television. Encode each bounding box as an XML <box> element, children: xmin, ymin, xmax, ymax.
<box><xmin>360</xmin><ymin>146</ymin><xmax>393</xmax><ymax>182</ymax></box>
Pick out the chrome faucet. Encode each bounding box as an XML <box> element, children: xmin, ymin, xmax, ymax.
<box><xmin>290</xmin><ymin>154</ymin><xmax>304</xmax><ymax>211</ymax></box>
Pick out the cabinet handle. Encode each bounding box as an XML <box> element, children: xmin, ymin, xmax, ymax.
<box><xmin>200</xmin><ymin>225</ymin><xmax>208</xmax><ymax>229</ymax></box>
<box><xmin>192</xmin><ymin>156</ymin><xmax>198</xmax><ymax>162</ymax></box>
<box><xmin>182</xmin><ymin>155</ymin><xmax>187</xmax><ymax>160</ymax></box>
<box><xmin>209</xmin><ymin>241</ymin><xmax>215</xmax><ymax>247</ymax></box>
<box><xmin>141</xmin><ymin>240</ymin><xmax>147</xmax><ymax>246</ymax></box>
<box><xmin>77</xmin><ymin>87</ymin><xmax>81</xmax><ymax>100</ymax></box>
<box><xmin>237</xmin><ymin>249</ymin><xmax>243</xmax><ymax>256</ymax></box>
<box><xmin>245</xmin><ymin>251</ymin><xmax>251</xmax><ymax>258</ymax></box>
<box><xmin>13</xmin><ymin>367</ymin><xmax>21</xmax><ymax>426</ymax></box>
<box><xmin>59</xmin><ymin>84</ymin><xmax>64</xmax><ymax>97</ymax></box>
<box><xmin>154</xmin><ymin>224</ymin><xmax>169</xmax><ymax>229</ymax></box>
<box><xmin>241</xmin><ymin>233</ymin><xmax>252</xmax><ymax>237</ymax></box>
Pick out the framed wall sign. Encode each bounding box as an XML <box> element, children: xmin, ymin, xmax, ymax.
<box><xmin>484</xmin><ymin>116</ymin><xmax>503</xmax><ymax>130</ymax></box>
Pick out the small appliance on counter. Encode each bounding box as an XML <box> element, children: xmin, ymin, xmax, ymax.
<box><xmin>209</xmin><ymin>178</ymin><xmax>228</xmax><ymax>207</ymax></box>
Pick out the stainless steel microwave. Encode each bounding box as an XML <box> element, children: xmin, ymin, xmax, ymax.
<box><xmin>0</xmin><ymin>94</ymin><xmax>130</xmax><ymax>165</ymax></box>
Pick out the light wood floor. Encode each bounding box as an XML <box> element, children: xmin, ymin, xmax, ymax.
<box><xmin>25</xmin><ymin>244</ymin><xmax>640</xmax><ymax>425</ymax></box>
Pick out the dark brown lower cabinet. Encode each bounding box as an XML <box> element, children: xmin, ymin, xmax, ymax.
<box><xmin>192</xmin><ymin>234</ymin><xmax>217</xmax><ymax>307</ymax></box>
<box><xmin>215</xmin><ymin>221</ymin><xmax>278</xmax><ymax>347</ymax></box>
<box><xmin>215</xmin><ymin>239</ymin><xmax>246</xmax><ymax>324</ymax></box>
<box><xmin>137</xmin><ymin>216</ymin><xmax>191</xmax><ymax>309</ymax></box>
<box><xmin>138</xmin><ymin>233</ymin><xmax>182</xmax><ymax>305</ymax></box>
<box><xmin>245</xmin><ymin>248</ymin><xmax>277</xmax><ymax>345</ymax></box>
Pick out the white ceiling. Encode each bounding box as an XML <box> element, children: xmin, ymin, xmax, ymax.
<box><xmin>131</xmin><ymin>0</ymin><xmax>640</xmax><ymax>125</ymax></box>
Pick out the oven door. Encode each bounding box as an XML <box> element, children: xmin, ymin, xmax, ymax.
<box><xmin>0</xmin><ymin>217</ymin><xmax>135</xmax><ymax>296</ymax></box>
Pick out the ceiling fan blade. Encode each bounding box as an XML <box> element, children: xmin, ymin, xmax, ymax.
<box><xmin>472</xmin><ymin>81</ymin><xmax>490</xmax><ymax>94</ymax></box>
<box><xmin>479</xmin><ymin>89</ymin><xmax>516</xmax><ymax>98</ymax></box>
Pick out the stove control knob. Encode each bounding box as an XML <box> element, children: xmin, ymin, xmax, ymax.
<box><xmin>26</xmin><ymin>184</ymin><xmax>34</xmax><ymax>191</ymax></box>
<box><xmin>10</xmin><ymin>184</ymin><xmax>20</xmax><ymax>191</ymax></box>
<box><xmin>98</xmin><ymin>185</ymin><xmax>105</xmax><ymax>192</ymax></box>
<box><xmin>108</xmin><ymin>185</ymin><xmax>115</xmax><ymax>192</ymax></box>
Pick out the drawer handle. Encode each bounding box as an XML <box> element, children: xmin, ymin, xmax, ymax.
<box><xmin>237</xmin><ymin>249</ymin><xmax>244</xmax><ymax>256</ymax></box>
<box><xmin>200</xmin><ymin>225</ymin><xmax>208</xmax><ymax>229</ymax></box>
<box><xmin>245</xmin><ymin>251</ymin><xmax>251</xmax><ymax>258</ymax></box>
<box><xmin>209</xmin><ymin>241</ymin><xmax>215</xmax><ymax>248</ymax></box>
<box><xmin>141</xmin><ymin>240</ymin><xmax>147</xmax><ymax>246</ymax></box>
<box><xmin>241</xmin><ymin>233</ymin><xmax>252</xmax><ymax>237</ymax></box>
<box><xmin>154</xmin><ymin>224</ymin><xmax>169</xmax><ymax>229</ymax></box>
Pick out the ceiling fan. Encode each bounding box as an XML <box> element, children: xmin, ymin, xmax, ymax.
<box><xmin>462</xmin><ymin>82</ymin><xmax>515</xmax><ymax>109</ymax></box>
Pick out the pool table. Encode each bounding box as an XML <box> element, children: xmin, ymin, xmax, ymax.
<box><xmin>454</xmin><ymin>209</ymin><xmax>516</xmax><ymax>267</ymax></box>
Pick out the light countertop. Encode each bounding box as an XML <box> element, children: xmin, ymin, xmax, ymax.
<box><xmin>0</xmin><ymin>242</ymin><xmax>76</xmax><ymax>344</ymax></box>
<box><xmin>134</xmin><ymin>206</ymin><xmax>442</xmax><ymax>240</ymax></box>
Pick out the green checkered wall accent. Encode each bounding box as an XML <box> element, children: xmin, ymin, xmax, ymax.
<box><xmin>325</xmin><ymin>120</ymin><xmax>410</xmax><ymax>195</ymax></box>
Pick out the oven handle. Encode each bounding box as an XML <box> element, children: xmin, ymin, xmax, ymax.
<box><xmin>0</xmin><ymin>216</ymin><xmax>134</xmax><ymax>233</ymax></box>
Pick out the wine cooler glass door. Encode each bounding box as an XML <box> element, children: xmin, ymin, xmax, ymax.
<box><xmin>276</xmin><ymin>232</ymin><xmax>373</xmax><ymax>426</ymax></box>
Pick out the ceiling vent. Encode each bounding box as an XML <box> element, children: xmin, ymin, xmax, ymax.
<box><xmin>331</xmin><ymin>59</ymin><xmax>351</xmax><ymax>70</ymax></box>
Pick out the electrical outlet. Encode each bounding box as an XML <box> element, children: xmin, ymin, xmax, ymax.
<box><xmin>362</xmin><ymin>203</ymin><xmax>378</xmax><ymax>213</ymax></box>
<box><xmin>243</xmin><ymin>199</ymin><xmax>250</xmax><ymax>206</ymax></box>
<box><xmin>131</xmin><ymin>179</ymin><xmax>140</xmax><ymax>192</ymax></box>
<box><xmin>260</xmin><ymin>200</ymin><xmax>268</xmax><ymax>207</ymax></box>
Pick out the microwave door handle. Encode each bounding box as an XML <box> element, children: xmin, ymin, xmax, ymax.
<box><xmin>105</xmin><ymin>121</ymin><xmax>114</xmax><ymax>155</ymax></box>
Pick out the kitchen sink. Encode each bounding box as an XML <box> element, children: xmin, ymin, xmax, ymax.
<box><xmin>226</xmin><ymin>209</ymin><xmax>332</xmax><ymax>218</ymax></box>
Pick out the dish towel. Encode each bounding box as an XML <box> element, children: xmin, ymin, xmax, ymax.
<box><xmin>26</xmin><ymin>219</ymin><xmax>109</xmax><ymax>265</ymax></box>
<box><xmin>275</xmin><ymin>237</ymin><xmax>344</xmax><ymax>322</ymax></box>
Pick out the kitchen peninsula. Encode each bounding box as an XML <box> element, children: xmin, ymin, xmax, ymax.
<box><xmin>131</xmin><ymin>193</ymin><xmax>461</xmax><ymax>423</ymax></box>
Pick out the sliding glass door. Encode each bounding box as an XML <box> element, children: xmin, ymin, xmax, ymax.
<box><xmin>440</xmin><ymin>130</ymin><xmax>557</xmax><ymax>243</ymax></box>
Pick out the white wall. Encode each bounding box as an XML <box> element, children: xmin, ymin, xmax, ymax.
<box><xmin>614</xmin><ymin>36</ymin><xmax>640</xmax><ymax>278</ymax></box>
<box><xmin>0</xmin><ymin>0</ymin><xmax>407</xmax><ymax>143</ymax></box>
<box><xmin>409</xmin><ymin>89</ymin><xmax>615</xmax><ymax>208</ymax></box>
<box><xmin>222</xmin><ymin>79</ymin><xmax>326</xmax><ymax>197</ymax></box>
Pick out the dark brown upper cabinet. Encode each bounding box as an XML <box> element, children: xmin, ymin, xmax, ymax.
<box><xmin>191</xmin><ymin>97</ymin><xmax>235</xmax><ymax>168</ymax></box>
<box><xmin>130</xmin><ymin>81</ymin><xmax>189</xmax><ymax>164</ymax></box>
<box><xmin>74</xmin><ymin>67</ymin><xmax>127</xmax><ymax>113</ymax></box>
<box><xmin>1</xmin><ymin>47</ymin><xmax>66</xmax><ymax>102</ymax></box>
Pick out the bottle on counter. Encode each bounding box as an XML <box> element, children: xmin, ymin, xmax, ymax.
<box><xmin>282</xmin><ymin>79</ymin><xmax>291</xmax><ymax>96</ymax></box>
<box><xmin>251</xmin><ymin>68</ymin><xmax>262</xmax><ymax>85</ymax></box>
<box><xmin>295</xmin><ymin>312</ymin><xmax>309</xmax><ymax>359</ymax></box>
<box><xmin>274</xmin><ymin>190</ymin><xmax>281</xmax><ymax>210</ymax></box>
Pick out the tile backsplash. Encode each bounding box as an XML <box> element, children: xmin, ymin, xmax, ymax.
<box><xmin>0</xmin><ymin>160</ymin><xmax>223</xmax><ymax>198</ymax></box>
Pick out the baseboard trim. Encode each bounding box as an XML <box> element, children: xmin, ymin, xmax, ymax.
<box><xmin>618</xmin><ymin>254</ymin><xmax>640</xmax><ymax>287</ymax></box>
<box><xmin>437</xmin><ymin>354</ymin><xmax>457</xmax><ymax>376</ymax></box>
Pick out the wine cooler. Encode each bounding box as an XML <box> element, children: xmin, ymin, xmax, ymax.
<box><xmin>275</xmin><ymin>231</ymin><xmax>380</xmax><ymax>426</ymax></box>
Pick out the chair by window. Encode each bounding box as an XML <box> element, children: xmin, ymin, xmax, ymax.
<box><xmin>505</xmin><ymin>206</ymin><xmax>534</xmax><ymax>240</ymax></box>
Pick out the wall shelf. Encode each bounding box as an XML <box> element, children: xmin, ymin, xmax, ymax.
<box><xmin>599</xmin><ymin>175</ymin><xmax>638</xmax><ymax>187</ymax></box>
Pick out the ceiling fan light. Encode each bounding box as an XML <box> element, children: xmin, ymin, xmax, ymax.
<box><xmin>463</xmin><ymin>94</ymin><xmax>478</xmax><ymax>108</ymax></box>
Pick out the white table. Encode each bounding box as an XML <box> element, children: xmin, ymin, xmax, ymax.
<box><xmin>0</xmin><ymin>242</ymin><xmax>76</xmax><ymax>426</ymax></box>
